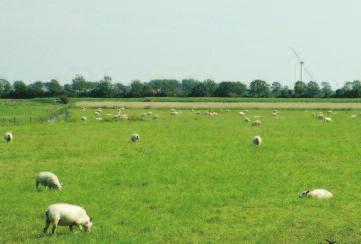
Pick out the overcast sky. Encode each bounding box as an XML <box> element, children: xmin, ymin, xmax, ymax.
<box><xmin>0</xmin><ymin>0</ymin><xmax>360</xmax><ymax>87</ymax></box>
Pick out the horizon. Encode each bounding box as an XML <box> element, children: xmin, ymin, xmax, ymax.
<box><xmin>1</xmin><ymin>1</ymin><xmax>360</xmax><ymax>88</ymax></box>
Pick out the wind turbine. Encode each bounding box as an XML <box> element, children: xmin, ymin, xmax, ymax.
<box><xmin>290</xmin><ymin>47</ymin><xmax>314</xmax><ymax>81</ymax></box>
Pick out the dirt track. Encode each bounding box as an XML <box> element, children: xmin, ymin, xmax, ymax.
<box><xmin>76</xmin><ymin>101</ymin><xmax>361</xmax><ymax>109</ymax></box>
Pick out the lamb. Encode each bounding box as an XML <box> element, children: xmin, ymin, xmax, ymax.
<box><xmin>299</xmin><ymin>189</ymin><xmax>333</xmax><ymax>199</ymax></box>
<box><xmin>253</xmin><ymin>136</ymin><xmax>262</xmax><ymax>146</ymax></box>
<box><xmin>44</xmin><ymin>203</ymin><xmax>92</xmax><ymax>234</ymax></box>
<box><xmin>131</xmin><ymin>133</ymin><xmax>140</xmax><ymax>142</ymax></box>
<box><xmin>4</xmin><ymin>132</ymin><xmax>13</xmax><ymax>143</ymax></box>
<box><xmin>252</xmin><ymin>120</ymin><xmax>261</xmax><ymax>127</ymax></box>
<box><xmin>36</xmin><ymin>172</ymin><xmax>62</xmax><ymax>190</ymax></box>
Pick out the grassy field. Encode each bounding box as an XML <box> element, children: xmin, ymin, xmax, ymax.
<box><xmin>1</xmin><ymin>99</ymin><xmax>361</xmax><ymax>243</ymax></box>
<box><xmin>71</xmin><ymin>96</ymin><xmax>361</xmax><ymax>103</ymax></box>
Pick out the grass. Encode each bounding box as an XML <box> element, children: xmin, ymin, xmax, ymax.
<box><xmin>71</xmin><ymin>96</ymin><xmax>361</xmax><ymax>103</ymax></box>
<box><xmin>1</xmin><ymin>100</ymin><xmax>361</xmax><ymax>243</ymax></box>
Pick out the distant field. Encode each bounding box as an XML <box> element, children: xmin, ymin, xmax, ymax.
<box><xmin>72</xmin><ymin>97</ymin><xmax>361</xmax><ymax>103</ymax></box>
<box><xmin>77</xmin><ymin>101</ymin><xmax>361</xmax><ymax>109</ymax></box>
<box><xmin>2</xmin><ymin>99</ymin><xmax>361</xmax><ymax>242</ymax></box>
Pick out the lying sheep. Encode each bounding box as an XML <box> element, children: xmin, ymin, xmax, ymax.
<box><xmin>81</xmin><ymin>116</ymin><xmax>87</xmax><ymax>121</ymax></box>
<box><xmin>44</xmin><ymin>203</ymin><xmax>92</xmax><ymax>234</ymax></box>
<box><xmin>36</xmin><ymin>172</ymin><xmax>62</xmax><ymax>190</ymax></box>
<box><xmin>299</xmin><ymin>189</ymin><xmax>333</xmax><ymax>199</ymax></box>
<box><xmin>131</xmin><ymin>133</ymin><xmax>140</xmax><ymax>142</ymax></box>
<box><xmin>253</xmin><ymin>136</ymin><xmax>262</xmax><ymax>146</ymax></box>
<box><xmin>4</xmin><ymin>132</ymin><xmax>13</xmax><ymax>143</ymax></box>
<box><xmin>252</xmin><ymin>120</ymin><xmax>261</xmax><ymax>127</ymax></box>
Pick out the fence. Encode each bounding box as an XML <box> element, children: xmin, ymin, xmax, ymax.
<box><xmin>0</xmin><ymin>107</ymin><xmax>69</xmax><ymax>126</ymax></box>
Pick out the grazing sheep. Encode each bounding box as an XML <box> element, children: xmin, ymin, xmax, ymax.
<box><xmin>244</xmin><ymin>117</ymin><xmax>250</xmax><ymax>122</ymax></box>
<box><xmin>4</xmin><ymin>132</ymin><xmax>13</xmax><ymax>143</ymax></box>
<box><xmin>239</xmin><ymin>111</ymin><xmax>245</xmax><ymax>116</ymax></box>
<box><xmin>36</xmin><ymin>172</ymin><xmax>62</xmax><ymax>190</ymax></box>
<box><xmin>95</xmin><ymin>117</ymin><xmax>103</xmax><ymax>121</ymax></box>
<box><xmin>253</xmin><ymin>136</ymin><xmax>262</xmax><ymax>146</ymax></box>
<box><xmin>170</xmin><ymin>111</ymin><xmax>179</xmax><ymax>116</ymax></box>
<box><xmin>81</xmin><ymin>116</ymin><xmax>87</xmax><ymax>121</ymax></box>
<box><xmin>94</xmin><ymin>111</ymin><xmax>100</xmax><ymax>116</ymax></box>
<box><xmin>252</xmin><ymin>120</ymin><xmax>261</xmax><ymax>127</ymax></box>
<box><xmin>324</xmin><ymin>117</ymin><xmax>333</xmax><ymax>122</ymax></box>
<box><xmin>316</xmin><ymin>113</ymin><xmax>325</xmax><ymax>120</ymax></box>
<box><xmin>44</xmin><ymin>203</ymin><xmax>92</xmax><ymax>234</ymax></box>
<box><xmin>351</xmin><ymin>114</ymin><xmax>357</xmax><ymax>119</ymax></box>
<box><xmin>272</xmin><ymin>110</ymin><xmax>279</xmax><ymax>116</ymax></box>
<box><xmin>131</xmin><ymin>133</ymin><xmax>140</xmax><ymax>142</ymax></box>
<box><xmin>299</xmin><ymin>189</ymin><xmax>333</xmax><ymax>199</ymax></box>
<box><xmin>4</xmin><ymin>132</ymin><xmax>13</xmax><ymax>142</ymax></box>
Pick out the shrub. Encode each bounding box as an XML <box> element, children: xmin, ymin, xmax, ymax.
<box><xmin>59</xmin><ymin>95</ymin><xmax>69</xmax><ymax>104</ymax></box>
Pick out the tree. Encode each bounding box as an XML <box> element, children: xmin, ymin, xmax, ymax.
<box><xmin>306</xmin><ymin>81</ymin><xmax>320</xmax><ymax>98</ymax></box>
<box><xmin>12</xmin><ymin>81</ymin><xmax>28</xmax><ymax>98</ymax></box>
<box><xmin>111</xmin><ymin>83</ymin><xmax>128</xmax><ymax>97</ymax></box>
<box><xmin>203</xmin><ymin>79</ymin><xmax>217</xmax><ymax>97</ymax></box>
<box><xmin>92</xmin><ymin>76</ymin><xmax>112</xmax><ymax>97</ymax></box>
<box><xmin>28</xmin><ymin>81</ymin><xmax>45</xmax><ymax>97</ymax></box>
<box><xmin>271</xmin><ymin>82</ymin><xmax>282</xmax><ymax>97</ymax></box>
<box><xmin>214</xmin><ymin>81</ymin><xmax>247</xmax><ymax>97</ymax></box>
<box><xmin>72</xmin><ymin>75</ymin><xmax>87</xmax><ymax>95</ymax></box>
<box><xmin>129</xmin><ymin>80</ymin><xmax>145</xmax><ymax>97</ymax></box>
<box><xmin>181</xmin><ymin>79</ymin><xmax>201</xmax><ymax>97</ymax></box>
<box><xmin>249</xmin><ymin>80</ymin><xmax>271</xmax><ymax>97</ymax></box>
<box><xmin>0</xmin><ymin>79</ymin><xmax>12</xmax><ymax>98</ymax></box>
<box><xmin>352</xmin><ymin>80</ymin><xmax>361</xmax><ymax>97</ymax></box>
<box><xmin>294</xmin><ymin>81</ymin><xmax>307</xmax><ymax>97</ymax></box>
<box><xmin>320</xmin><ymin>82</ymin><xmax>333</xmax><ymax>98</ymax></box>
<box><xmin>280</xmin><ymin>86</ymin><xmax>292</xmax><ymax>98</ymax></box>
<box><xmin>47</xmin><ymin>79</ymin><xmax>63</xmax><ymax>96</ymax></box>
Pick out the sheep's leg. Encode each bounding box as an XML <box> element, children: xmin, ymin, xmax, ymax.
<box><xmin>35</xmin><ymin>181</ymin><xmax>40</xmax><ymax>190</ymax></box>
<box><xmin>69</xmin><ymin>224</ymin><xmax>74</xmax><ymax>232</ymax></box>
<box><xmin>43</xmin><ymin>219</ymin><xmax>50</xmax><ymax>234</ymax></box>
<box><xmin>51</xmin><ymin>221</ymin><xmax>58</xmax><ymax>234</ymax></box>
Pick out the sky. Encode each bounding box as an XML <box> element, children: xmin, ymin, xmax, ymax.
<box><xmin>0</xmin><ymin>0</ymin><xmax>360</xmax><ymax>87</ymax></box>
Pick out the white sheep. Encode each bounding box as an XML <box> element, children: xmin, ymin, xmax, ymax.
<box><xmin>351</xmin><ymin>114</ymin><xmax>357</xmax><ymax>119</ymax></box>
<box><xmin>299</xmin><ymin>189</ymin><xmax>333</xmax><ymax>199</ymax></box>
<box><xmin>36</xmin><ymin>172</ymin><xmax>62</xmax><ymax>190</ymax></box>
<box><xmin>244</xmin><ymin>117</ymin><xmax>250</xmax><ymax>122</ymax></box>
<box><xmin>253</xmin><ymin>136</ymin><xmax>262</xmax><ymax>146</ymax></box>
<box><xmin>4</xmin><ymin>132</ymin><xmax>13</xmax><ymax>142</ymax></box>
<box><xmin>324</xmin><ymin>117</ymin><xmax>333</xmax><ymax>122</ymax></box>
<box><xmin>44</xmin><ymin>203</ymin><xmax>92</xmax><ymax>234</ymax></box>
<box><xmin>95</xmin><ymin>117</ymin><xmax>103</xmax><ymax>121</ymax></box>
<box><xmin>94</xmin><ymin>111</ymin><xmax>100</xmax><ymax>116</ymax></box>
<box><xmin>131</xmin><ymin>133</ymin><xmax>140</xmax><ymax>142</ymax></box>
<box><xmin>146</xmin><ymin>111</ymin><xmax>153</xmax><ymax>115</ymax></box>
<box><xmin>81</xmin><ymin>116</ymin><xmax>87</xmax><ymax>121</ymax></box>
<box><xmin>170</xmin><ymin>111</ymin><xmax>179</xmax><ymax>116</ymax></box>
<box><xmin>239</xmin><ymin>111</ymin><xmax>245</xmax><ymax>116</ymax></box>
<box><xmin>252</xmin><ymin>120</ymin><xmax>261</xmax><ymax>127</ymax></box>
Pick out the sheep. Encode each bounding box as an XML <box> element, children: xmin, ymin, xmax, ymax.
<box><xmin>272</xmin><ymin>110</ymin><xmax>279</xmax><ymax>116</ymax></box>
<box><xmin>4</xmin><ymin>132</ymin><xmax>13</xmax><ymax>143</ymax></box>
<box><xmin>351</xmin><ymin>114</ymin><xmax>357</xmax><ymax>119</ymax></box>
<box><xmin>195</xmin><ymin>111</ymin><xmax>202</xmax><ymax>115</ymax></box>
<box><xmin>81</xmin><ymin>116</ymin><xmax>87</xmax><ymax>121</ymax></box>
<box><xmin>43</xmin><ymin>203</ymin><xmax>92</xmax><ymax>234</ymax></box>
<box><xmin>252</xmin><ymin>120</ymin><xmax>261</xmax><ymax>127</ymax></box>
<box><xmin>324</xmin><ymin>117</ymin><xmax>333</xmax><ymax>122</ymax></box>
<box><xmin>95</xmin><ymin>117</ymin><xmax>103</xmax><ymax>121</ymax></box>
<box><xmin>36</xmin><ymin>172</ymin><xmax>62</xmax><ymax>190</ymax></box>
<box><xmin>316</xmin><ymin>113</ymin><xmax>325</xmax><ymax>120</ymax></box>
<box><xmin>239</xmin><ymin>111</ymin><xmax>245</xmax><ymax>116</ymax></box>
<box><xmin>94</xmin><ymin>111</ymin><xmax>100</xmax><ymax>116</ymax></box>
<box><xmin>146</xmin><ymin>111</ymin><xmax>153</xmax><ymax>115</ymax></box>
<box><xmin>131</xmin><ymin>133</ymin><xmax>140</xmax><ymax>142</ymax></box>
<box><xmin>152</xmin><ymin>114</ymin><xmax>159</xmax><ymax>120</ymax></box>
<box><xmin>299</xmin><ymin>189</ymin><xmax>333</xmax><ymax>199</ymax></box>
<box><xmin>244</xmin><ymin>117</ymin><xmax>250</xmax><ymax>122</ymax></box>
<box><xmin>253</xmin><ymin>136</ymin><xmax>262</xmax><ymax>146</ymax></box>
<box><xmin>170</xmin><ymin>111</ymin><xmax>179</xmax><ymax>116</ymax></box>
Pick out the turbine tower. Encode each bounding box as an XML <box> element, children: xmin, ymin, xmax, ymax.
<box><xmin>290</xmin><ymin>47</ymin><xmax>314</xmax><ymax>81</ymax></box>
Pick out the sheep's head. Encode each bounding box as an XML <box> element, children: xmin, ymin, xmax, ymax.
<box><xmin>83</xmin><ymin>217</ymin><xmax>93</xmax><ymax>232</ymax></box>
<box><xmin>299</xmin><ymin>190</ymin><xmax>310</xmax><ymax>198</ymax></box>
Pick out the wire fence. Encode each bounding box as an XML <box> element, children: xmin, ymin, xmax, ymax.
<box><xmin>0</xmin><ymin>107</ymin><xmax>69</xmax><ymax>126</ymax></box>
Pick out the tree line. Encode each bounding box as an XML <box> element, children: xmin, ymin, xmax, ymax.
<box><xmin>0</xmin><ymin>75</ymin><xmax>360</xmax><ymax>98</ymax></box>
